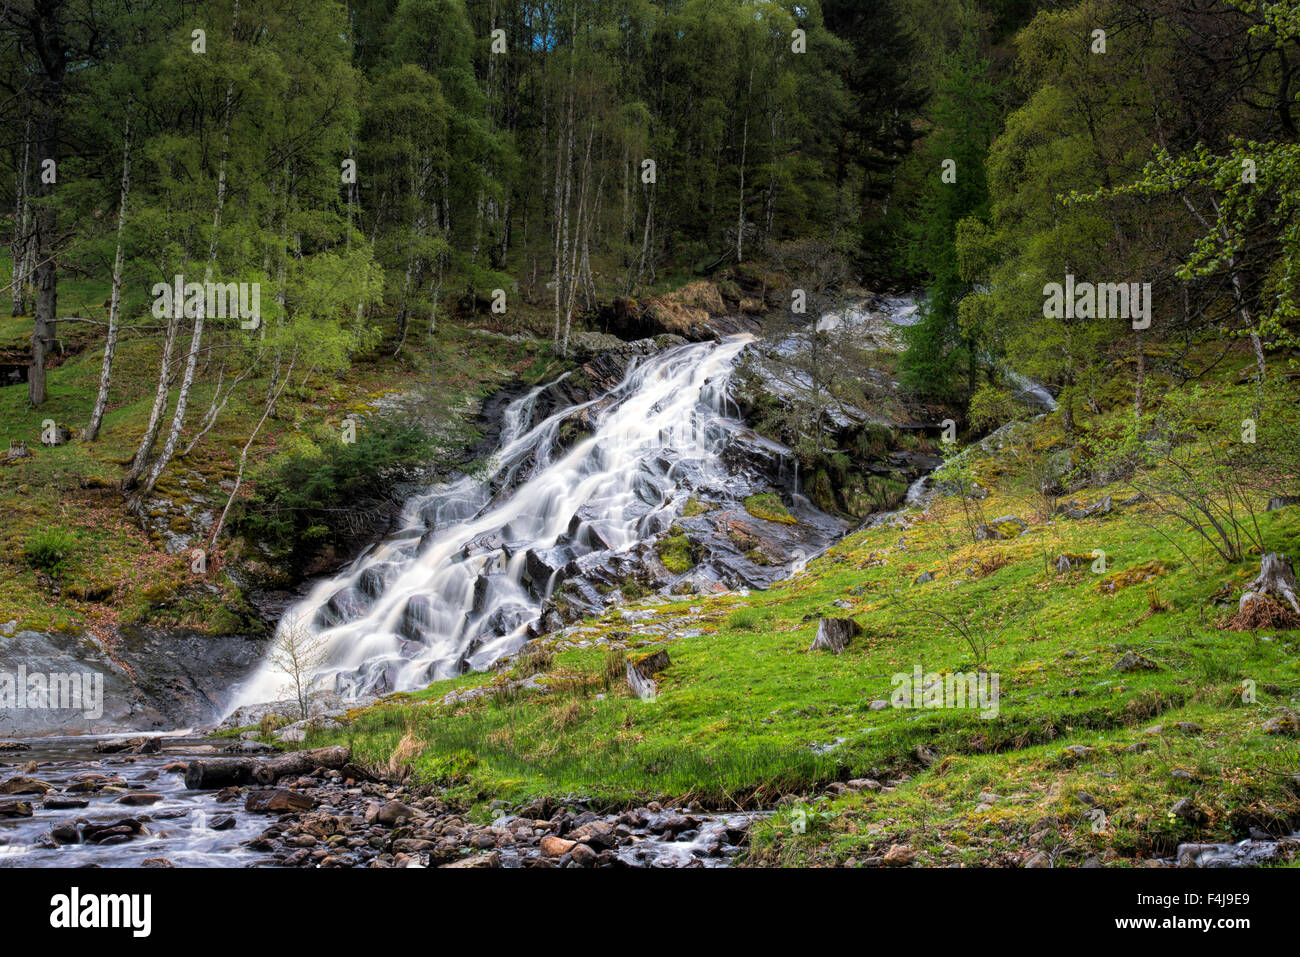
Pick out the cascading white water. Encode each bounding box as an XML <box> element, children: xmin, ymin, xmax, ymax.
<box><xmin>229</xmin><ymin>336</ymin><xmax>754</xmax><ymax>709</ymax></box>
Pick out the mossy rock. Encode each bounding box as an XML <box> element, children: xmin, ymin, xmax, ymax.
<box><xmin>64</xmin><ymin>581</ymin><xmax>114</xmax><ymax>603</ymax></box>
<box><xmin>743</xmin><ymin>493</ymin><xmax>797</xmax><ymax>525</ymax></box>
<box><xmin>655</xmin><ymin>534</ymin><xmax>696</xmax><ymax>575</ymax></box>
<box><xmin>141</xmin><ymin>581</ymin><xmax>177</xmax><ymax>605</ymax></box>
<box><xmin>1098</xmin><ymin>560</ymin><xmax>1167</xmax><ymax>594</ymax></box>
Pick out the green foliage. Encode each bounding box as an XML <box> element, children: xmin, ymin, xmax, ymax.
<box><xmin>235</xmin><ymin>419</ymin><xmax>434</xmax><ymax>572</ymax></box>
<box><xmin>898</xmin><ymin>21</ymin><xmax>1000</xmax><ymax>400</ymax></box>
<box><xmin>22</xmin><ymin>528</ymin><xmax>80</xmax><ymax>577</ymax></box>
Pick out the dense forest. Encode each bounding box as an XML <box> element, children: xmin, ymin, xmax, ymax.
<box><xmin>2</xmin><ymin>0</ymin><xmax>1300</xmax><ymax>881</ymax></box>
<box><xmin>6</xmin><ymin>0</ymin><xmax>1300</xmax><ymax>478</ymax></box>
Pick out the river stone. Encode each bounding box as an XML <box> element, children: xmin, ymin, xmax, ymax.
<box><xmin>43</xmin><ymin>796</ymin><xmax>89</xmax><ymax>810</ymax></box>
<box><xmin>0</xmin><ymin>800</ymin><xmax>33</xmax><ymax>817</ymax></box>
<box><xmin>116</xmin><ymin>792</ymin><xmax>163</xmax><ymax>806</ymax></box>
<box><xmin>245</xmin><ymin>789</ymin><xmax>314</xmax><ymax>813</ymax></box>
<box><xmin>376</xmin><ymin>801</ymin><xmax>415</xmax><ymax>826</ymax></box>
<box><xmin>540</xmin><ymin>835</ymin><xmax>575</xmax><ymax>857</ymax></box>
<box><xmin>0</xmin><ymin>776</ymin><xmax>55</xmax><ymax>795</ymax></box>
<box><xmin>442</xmin><ymin>851</ymin><xmax>501</xmax><ymax>868</ymax></box>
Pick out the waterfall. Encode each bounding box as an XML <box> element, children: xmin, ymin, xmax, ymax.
<box><xmin>228</xmin><ymin>336</ymin><xmax>756</xmax><ymax>709</ymax></box>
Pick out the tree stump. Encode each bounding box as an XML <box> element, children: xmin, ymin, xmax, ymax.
<box><xmin>808</xmin><ymin>617</ymin><xmax>861</xmax><ymax>655</ymax></box>
<box><xmin>626</xmin><ymin>649</ymin><xmax>671</xmax><ymax>700</ymax></box>
<box><xmin>1240</xmin><ymin>553</ymin><xmax>1300</xmax><ymax>614</ymax></box>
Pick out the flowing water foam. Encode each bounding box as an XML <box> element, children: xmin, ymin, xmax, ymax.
<box><xmin>229</xmin><ymin>336</ymin><xmax>754</xmax><ymax>710</ymax></box>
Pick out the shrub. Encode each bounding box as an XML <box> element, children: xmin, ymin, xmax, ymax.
<box><xmin>23</xmin><ymin>527</ymin><xmax>79</xmax><ymax>576</ymax></box>
<box><xmin>234</xmin><ymin>419</ymin><xmax>433</xmax><ymax>572</ymax></box>
<box><xmin>728</xmin><ymin>607</ymin><xmax>765</xmax><ymax>630</ymax></box>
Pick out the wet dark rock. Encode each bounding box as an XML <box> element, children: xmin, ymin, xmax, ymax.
<box><xmin>50</xmin><ymin>823</ymin><xmax>81</xmax><ymax>844</ymax></box>
<box><xmin>82</xmin><ymin>818</ymin><xmax>144</xmax><ymax>844</ymax></box>
<box><xmin>116</xmin><ymin>792</ymin><xmax>163</xmax><ymax>806</ymax></box>
<box><xmin>43</xmin><ymin>796</ymin><xmax>89</xmax><ymax>810</ymax></box>
<box><xmin>0</xmin><ymin>627</ymin><xmax>268</xmax><ymax>735</ymax></box>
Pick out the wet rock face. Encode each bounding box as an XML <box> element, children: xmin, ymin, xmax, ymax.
<box><xmin>724</xmin><ymin>300</ymin><xmax>946</xmax><ymax>519</ymax></box>
<box><xmin>0</xmin><ymin>627</ymin><xmax>268</xmax><ymax>736</ymax></box>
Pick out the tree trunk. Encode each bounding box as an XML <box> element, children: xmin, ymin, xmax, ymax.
<box><xmin>11</xmin><ymin>114</ymin><xmax>31</xmax><ymax>317</ymax></box>
<box><xmin>736</xmin><ymin>64</ymin><xmax>753</xmax><ymax>263</ymax></box>
<box><xmin>87</xmin><ymin>113</ymin><xmax>132</xmax><ymax>441</ymax></box>
<box><xmin>208</xmin><ymin>353</ymin><xmax>296</xmax><ymax>560</ymax></box>
<box><xmin>124</xmin><ymin>312</ymin><xmax>180</xmax><ymax>490</ymax></box>
<box><xmin>139</xmin><ymin>7</ymin><xmax>237</xmax><ymax>495</ymax></box>
<box><xmin>1134</xmin><ymin>326</ymin><xmax>1144</xmax><ymax>421</ymax></box>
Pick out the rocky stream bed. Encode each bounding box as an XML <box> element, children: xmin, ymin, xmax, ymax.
<box><xmin>0</xmin><ymin>738</ymin><xmax>759</xmax><ymax>868</ymax></box>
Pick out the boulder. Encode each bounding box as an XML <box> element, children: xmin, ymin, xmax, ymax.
<box><xmin>1114</xmin><ymin>650</ymin><xmax>1160</xmax><ymax>673</ymax></box>
<box><xmin>974</xmin><ymin>516</ymin><xmax>1027</xmax><ymax>540</ymax></box>
<box><xmin>1061</xmin><ymin>496</ymin><xmax>1111</xmax><ymax>520</ymax></box>
<box><xmin>1262</xmin><ymin>713</ymin><xmax>1300</xmax><ymax>736</ymax></box>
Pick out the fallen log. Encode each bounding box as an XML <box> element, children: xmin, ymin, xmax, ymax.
<box><xmin>185</xmin><ymin>746</ymin><xmax>352</xmax><ymax>790</ymax></box>
<box><xmin>252</xmin><ymin>745</ymin><xmax>351</xmax><ymax>785</ymax></box>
